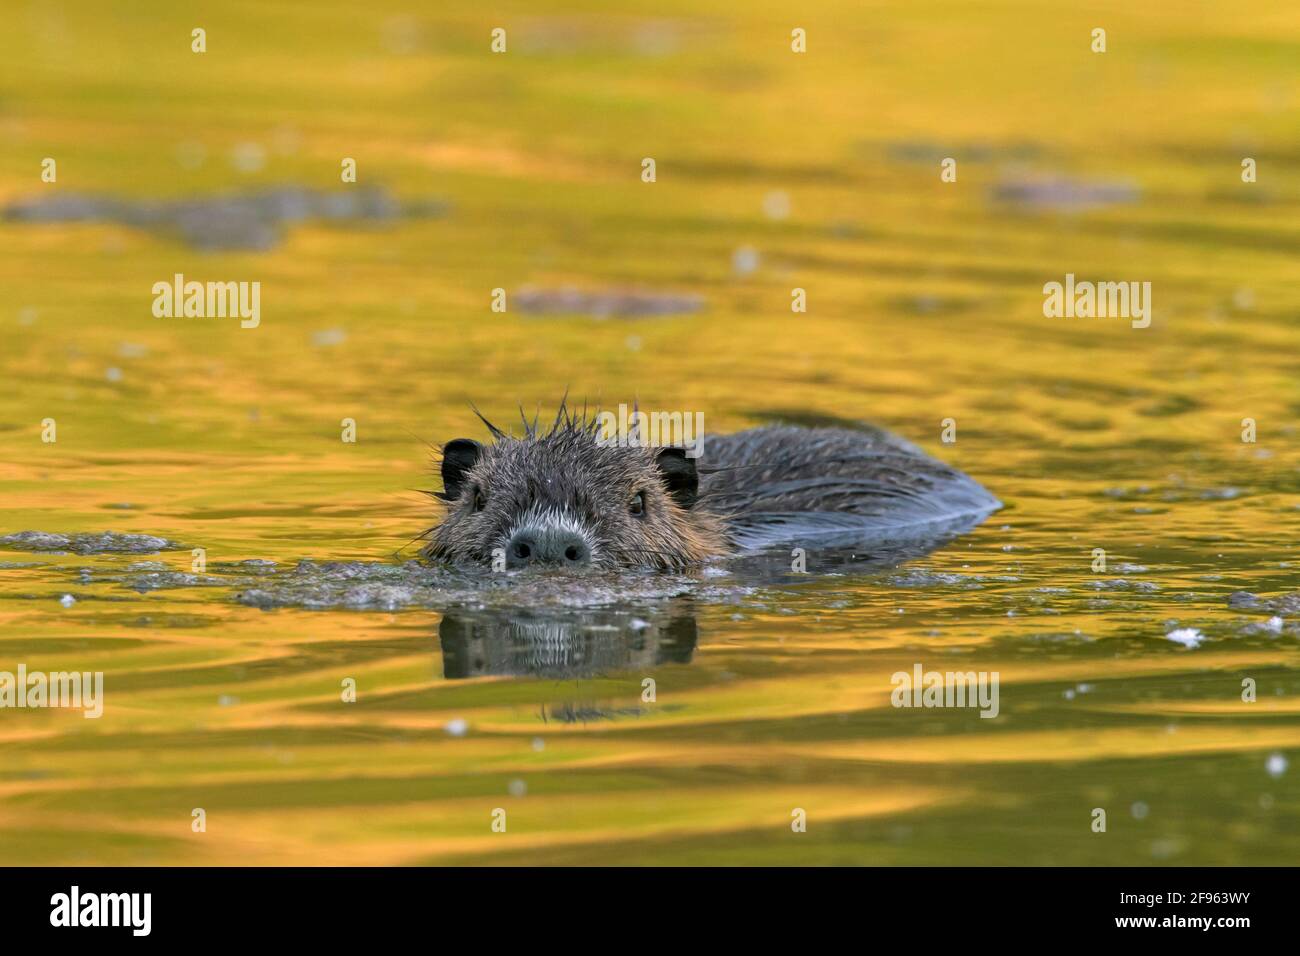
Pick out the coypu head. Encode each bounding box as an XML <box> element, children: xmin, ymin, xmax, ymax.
<box><xmin>421</xmin><ymin>405</ymin><xmax>728</xmax><ymax>571</ymax></box>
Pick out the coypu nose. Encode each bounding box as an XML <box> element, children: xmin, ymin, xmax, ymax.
<box><xmin>506</xmin><ymin>529</ymin><xmax>591</xmax><ymax>568</ymax></box>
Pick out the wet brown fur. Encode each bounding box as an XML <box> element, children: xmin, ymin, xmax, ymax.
<box><xmin>419</xmin><ymin>403</ymin><xmax>999</xmax><ymax>570</ymax></box>
<box><xmin>420</xmin><ymin>404</ymin><xmax>728</xmax><ymax>570</ymax></box>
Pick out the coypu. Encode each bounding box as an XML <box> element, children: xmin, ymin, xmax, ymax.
<box><xmin>419</xmin><ymin>404</ymin><xmax>999</xmax><ymax>571</ymax></box>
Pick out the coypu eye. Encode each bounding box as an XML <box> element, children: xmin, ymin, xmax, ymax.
<box><xmin>628</xmin><ymin>490</ymin><xmax>645</xmax><ymax>517</ymax></box>
<box><xmin>470</xmin><ymin>485</ymin><xmax>486</xmax><ymax>512</ymax></box>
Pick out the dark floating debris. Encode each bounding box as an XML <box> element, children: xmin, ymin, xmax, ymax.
<box><xmin>512</xmin><ymin>17</ymin><xmax>689</xmax><ymax>56</ymax></box>
<box><xmin>0</xmin><ymin>531</ymin><xmax>185</xmax><ymax>555</ymax></box>
<box><xmin>513</xmin><ymin>285</ymin><xmax>704</xmax><ymax>318</ymax></box>
<box><xmin>14</xmin><ymin>517</ymin><xmax>989</xmax><ymax>615</ymax></box>
<box><xmin>232</xmin><ymin>559</ymin><xmax>704</xmax><ymax>611</ymax></box>
<box><xmin>3</xmin><ymin>186</ymin><xmax>447</xmax><ymax>251</ymax></box>
<box><xmin>886</xmin><ymin>569</ymin><xmax>983</xmax><ymax>589</ymax></box>
<box><xmin>1228</xmin><ymin>591</ymin><xmax>1300</xmax><ymax>615</ymax></box>
<box><xmin>991</xmin><ymin>175</ymin><xmax>1139</xmax><ymax>211</ymax></box>
<box><xmin>883</xmin><ymin>140</ymin><xmax>1043</xmax><ymax>165</ymax></box>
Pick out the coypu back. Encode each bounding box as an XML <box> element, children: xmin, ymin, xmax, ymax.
<box><xmin>700</xmin><ymin>426</ymin><xmax>1001</xmax><ymax>548</ymax></box>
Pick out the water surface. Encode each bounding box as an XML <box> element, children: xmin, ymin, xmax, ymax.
<box><xmin>1</xmin><ymin>0</ymin><xmax>1298</xmax><ymax>865</ymax></box>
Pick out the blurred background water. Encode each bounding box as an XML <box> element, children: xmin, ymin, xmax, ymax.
<box><xmin>0</xmin><ymin>0</ymin><xmax>1297</xmax><ymax>864</ymax></box>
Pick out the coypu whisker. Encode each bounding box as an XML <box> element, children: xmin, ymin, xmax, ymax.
<box><xmin>469</xmin><ymin>402</ymin><xmax>507</xmax><ymax>441</ymax></box>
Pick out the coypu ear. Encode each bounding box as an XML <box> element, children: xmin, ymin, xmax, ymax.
<box><xmin>439</xmin><ymin>439</ymin><xmax>482</xmax><ymax>501</ymax></box>
<box><xmin>654</xmin><ymin>448</ymin><xmax>699</xmax><ymax>509</ymax></box>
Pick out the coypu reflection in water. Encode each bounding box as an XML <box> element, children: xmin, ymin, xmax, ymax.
<box><xmin>421</xmin><ymin>403</ymin><xmax>1000</xmax><ymax>571</ymax></box>
<box><xmin>438</xmin><ymin>603</ymin><xmax>698</xmax><ymax>679</ymax></box>
<box><xmin>435</xmin><ymin>527</ymin><xmax>981</xmax><ymax>680</ymax></box>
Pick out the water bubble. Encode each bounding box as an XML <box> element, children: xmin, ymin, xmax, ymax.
<box><xmin>310</xmin><ymin>328</ymin><xmax>347</xmax><ymax>347</ymax></box>
<box><xmin>174</xmin><ymin>141</ymin><xmax>207</xmax><ymax>170</ymax></box>
<box><xmin>1165</xmin><ymin>627</ymin><xmax>1204</xmax><ymax>648</ymax></box>
<box><xmin>762</xmin><ymin>190</ymin><xmax>791</xmax><ymax>220</ymax></box>
<box><xmin>632</xmin><ymin>21</ymin><xmax>679</xmax><ymax>57</ymax></box>
<box><xmin>230</xmin><ymin>142</ymin><xmax>267</xmax><ymax>174</ymax></box>
<box><xmin>1148</xmin><ymin>837</ymin><xmax>1183</xmax><ymax>860</ymax></box>
<box><xmin>272</xmin><ymin>125</ymin><xmax>301</xmax><ymax>156</ymax></box>
<box><xmin>381</xmin><ymin>16</ymin><xmax>423</xmax><ymax>55</ymax></box>
<box><xmin>732</xmin><ymin>246</ymin><xmax>760</xmax><ymax>276</ymax></box>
